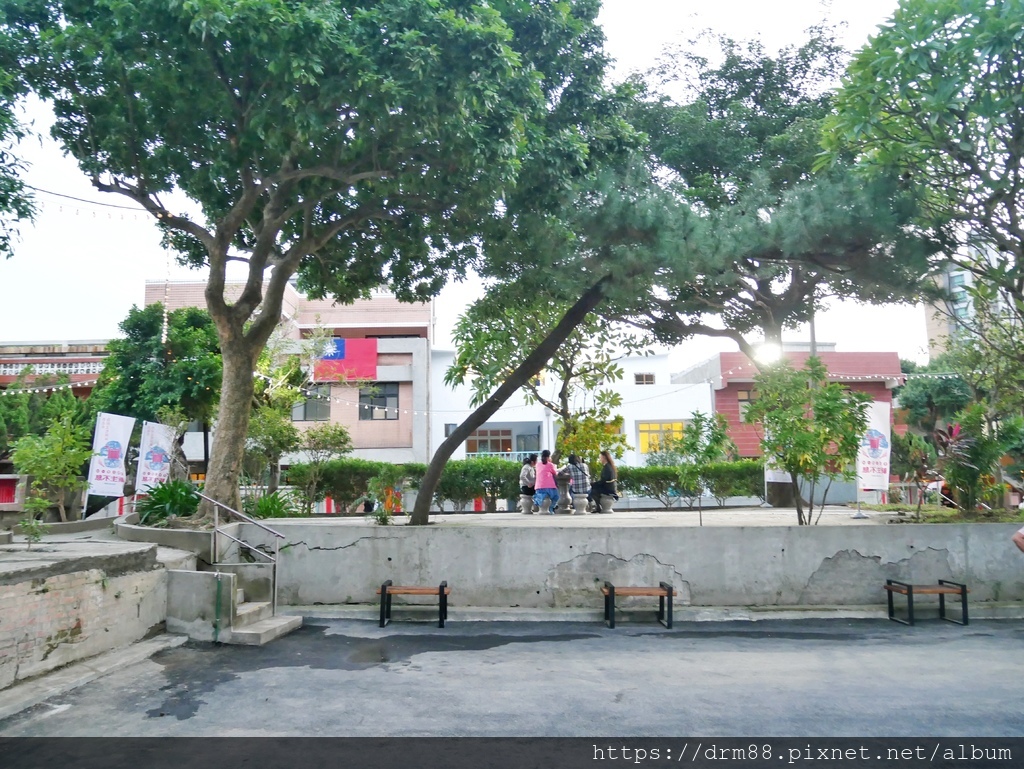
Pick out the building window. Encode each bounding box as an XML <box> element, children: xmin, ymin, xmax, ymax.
<box><xmin>291</xmin><ymin>385</ymin><xmax>331</xmax><ymax>422</ymax></box>
<box><xmin>635</xmin><ymin>373</ymin><xmax>655</xmax><ymax>385</ymax></box>
<box><xmin>359</xmin><ymin>382</ymin><xmax>399</xmax><ymax>420</ymax></box>
<box><xmin>637</xmin><ymin>421</ymin><xmax>684</xmax><ymax>454</ymax></box>
<box><xmin>736</xmin><ymin>389</ymin><xmax>758</xmax><ymax>420</ymax></box>
<box><xmin>466</xmin><ymin>428</ymin><xmax>513</xmax><ymax>455</ymax></box>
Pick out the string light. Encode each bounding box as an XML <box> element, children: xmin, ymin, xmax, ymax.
<box><xmin>0</xmin><ymin>379</ymin><xmax>99</xmax><ymax>396</ymax></box>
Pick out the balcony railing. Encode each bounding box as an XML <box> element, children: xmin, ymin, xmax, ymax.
<box><xmin>465</xmin><ymin>450</ymin><xmax>536</xmax><ymax>462</ymax></box>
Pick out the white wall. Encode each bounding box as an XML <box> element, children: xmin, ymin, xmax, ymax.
<box><xmin>430</xmin><ymin>351</ymin><xmax>714</xmax><ymax>466</ymax></box>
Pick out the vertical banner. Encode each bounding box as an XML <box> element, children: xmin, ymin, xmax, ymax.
<box><xmin>87</xmin><ymin>412</ymin><xmax>136</xmax><ymax>497</ymax></box>
<box><xmin>857</xmin><ymin>401</ymin><xmax>892</xmax><ymax>491</ymax></box>
<box><xmin>136</xmin><ymin>421</ymin><xmax>175</xmax><ymax>493</ymax></box>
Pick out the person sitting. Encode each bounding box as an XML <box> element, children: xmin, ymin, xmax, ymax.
<box><xmin>589</xmin><ymin>449</ymin><xmax>618</xmax><ymax>510</ymax></box>
<box><xmin>561</xmin><ymin>453</ymin><xmax>590</xmax><ymax>497</ymax></box>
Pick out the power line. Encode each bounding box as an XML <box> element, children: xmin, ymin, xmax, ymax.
<box><xmin>24</xmin><ymin>183</ymin><xmax>149</xmax><ymax>212</ymax></box>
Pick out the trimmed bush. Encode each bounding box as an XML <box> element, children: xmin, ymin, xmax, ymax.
<box><xmin>703</xmin><ymin>459</ymin><xmax>765</xmax><ymax>505</ymax></box>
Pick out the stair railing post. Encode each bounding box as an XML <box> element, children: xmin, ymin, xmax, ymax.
<box><xmin>212</xmin><ymin>504</ymin><xmax>219</xmax><ymax>564</ymax></box>
<box><xmin>273</xmin><ymin>537</ymin><xmax>280</xmax><ymax>616</ymax></box>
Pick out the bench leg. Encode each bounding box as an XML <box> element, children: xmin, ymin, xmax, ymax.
<box><xmin>907</xmin><ymin>586</ymin><xmax>915</xmax><ymax>626</ymax></box>
<box><xmin>605</xmin><ymin>583</ymin><xmax>616</xmax><ymax>629</ymax></box>
<box><xmin>659</xmin><ymin>581</ymin><xmax>673</xmax><ymax>629</ymax></box>
<box><xmin>939</xmin><ymin>580</ymin><xmax>969</xmax><ymax>625</ymax></box>
<box><xmin>379</xmin><ymin>582</ymin><xmax>390</xmax><ymax>628</ymax></box>
<box><xmin>438</xmin><ymin>582</ymin><xmax>448</xmax><ymax>628</ymax></box>
<box><xmin>886</xmin><ymin>580</ymin><xmax>895</xmax><ymax>621</ymax></box>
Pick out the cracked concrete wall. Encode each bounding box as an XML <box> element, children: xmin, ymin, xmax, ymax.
<box><xmin>237</xmin><ymin>522</ymin><xmax>1024</xmax><ymax>608</ymax></box>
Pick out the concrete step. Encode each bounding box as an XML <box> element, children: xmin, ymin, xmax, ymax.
<box><xmin>233</xmin><ymin>601</ymin><xmax>272</xmax><ymax>628</ymax></box>
<box><xmin>226</xmin><ymin>615</ymin><xmax>302</xmax><ymax>645</ymax></box>
<box><xmin>236</xmin><ymin>587</ymin><xmax>245</xmax><ymax>606</ymax></box>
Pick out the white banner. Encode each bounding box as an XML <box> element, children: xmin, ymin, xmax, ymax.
<box><xmin>764</xmin><ymin>458</ymin><xmax>790</xmax><ymax>484</ymax></box>
<box><xmin>857</xmin><ymin>401</ymin><xmax>892</xmax><ymax>491</ymax></box>
<box><xmin>136</xmin><ymin>421</ymin><xmax>175</xmax><ymax>493</ymax></box>
<box><xmin>87</xmin><ymin>412</ymin><xmax>136</xmax><ymax>497</ymax></box>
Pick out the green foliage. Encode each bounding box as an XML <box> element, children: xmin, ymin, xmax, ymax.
<box><xmin>446</xmin><ymin>295</ymin><xmax>645</xmax><ymax>461</ymax></box>
<box><xmin>244</xmin><ymin>406</ymin><xmax>299</xmax><ymax>489</ymax></box>
<box><xmin>619</xmin><ymin>26</ymin><xmax>939</xmax><ymax>358</ymax></box>
<box><xmin>244</xmin><ymin>490</ymin><xmax>301</xmax><ymax>519</ymax></box>
<box><xmin>11</xmin><ymin>414</ymin><xmax>92</xmax><ymax>522</ymax></box>
<box><xmin>616</xmin><ymin>465</ymin><xmax>682</xmax><ymax>508</ymax></box>
<box><xmin>367</xmin><ymin>464</ymin><xmax>411</xmax><ymax>525</ymax></box>
<box><xmin>293</xmin><ymin>423</ymin><xmax>353</xmax><ymax>514</ymax></box>
<box><xmin>702</xmin><ymin>459</ymin><xmax>766</xmax><ymax>506</ymax></box>
<box><xmin>897</xmin><ymin>370</ymin><xmax>972</xmax><ymax>434</ymax></box>
<box><xmin>431</xmin><ymin>458</ymin><xmax>520</xmax><ymax>512</ymax></box>
<box><xmin>891</xmin><ymin>431</ymin><xmax>938</xmax><ymax>482</ymax></box>
<box><xmin>943</xmin><ymin>404</ymin><xmax>1024</xmax><ymax>514</ymax></box>
<box><xmin>90</xmin><ymin>304</ymin><xmax>221</xmax><ymax>425</ymax></box>
<box><xmin>825</xmin><ymin>0</ymin><xmax>1024</xmax><ymax>295</ymax></box>
<box><xmin>0</xmin><ymin>3</ymin><xmax>36</xmax><ymax>258</ymax></box>
<box><xmin>9</xmin><ymin>0</ymin><xmax>636</xmax><ymax>514</ymax></box>
<box><xmin>19</xmin><ymin>514</ymin><xmax>48</xmax><ymax>550</ymax></box>
<box><xmin>745</xmin><ymin>357</ymin><xmax>872</xmax><ymax>525</ymax></box>
<box><xmin>617</xmin><ymin>460</ymin><xmax>764</xmax><ymax>509</ymax></box>
<box><xmin>135</xmin><ymin>479</ymin><xmax>199</xmax><ymax>527</ymax></box>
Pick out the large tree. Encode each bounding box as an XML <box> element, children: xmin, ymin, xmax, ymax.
<box><xmin>10</xmin><ymin>0</ymin><xmax>620</xmax><ymax>515</ymax></box>
<box><xmin>825</xmin><ymin>0</ymin><xmax>1024</xmax><ymax>291</ymax></box>
<box><xmin>615</xmin><ymin>28</ymin><xmax>940</xmax><ymax>358</ymax></box>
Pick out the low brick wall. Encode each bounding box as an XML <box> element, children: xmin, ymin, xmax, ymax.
<box><xmin>0</xmin><ymin>547</ymin><xmax>166</xmax><ymax>690</ymax></box>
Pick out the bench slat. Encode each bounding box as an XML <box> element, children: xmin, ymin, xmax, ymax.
<box><xmin>376</xmin><ymin>586</ymin><xmax>451</xmax><ymax>595</ymax></box>
<box><xmin>601</xmin><ymin>586</ymin><xmax>676</xmax><ymax>597</ymax></box>
<box><xmin>883</xmin><ymin>584</ymin><xmax>968</xmax><ymax>595</ymax></box>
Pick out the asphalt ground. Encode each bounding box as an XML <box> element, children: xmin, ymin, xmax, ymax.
<box><xmin>0</xmin><ymin>617</ymin><xmax>1021</xmax><ymax>738</ymax></box>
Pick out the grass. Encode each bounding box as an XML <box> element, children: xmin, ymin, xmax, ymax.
<box><xmin>862</xmin><ymin>503</ymin><xmax>1024</xmax><ymax>524</ymax></box>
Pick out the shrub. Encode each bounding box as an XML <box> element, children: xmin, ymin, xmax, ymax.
<box><xmin>617</xmin><ymin>465</ymin><xmax>681</xmax><ymax>508</ymax></box>
<box><xmin>135</xmin><ymin>479</ymin><xmax>200</xmax><ymax>527</ymax></box>
<box><xmin>433</xmin><ymin>457</ymin><xmax>520</xmax><ymax>512</ymax></box>
<box><xmin>702</xmin><ymin>459</ymin><xmax>765</xmax><ymax>506</ymax></box>
<box><xmin>247</xmin><ymin>490</ymin><xmax>302</xmax><ymax>519</ymax></box>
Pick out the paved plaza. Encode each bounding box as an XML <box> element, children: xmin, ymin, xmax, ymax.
<box><xmin>1</xmin><ymin>616</ymin><xmax>1022</xmax><ymax>737</ymax></box>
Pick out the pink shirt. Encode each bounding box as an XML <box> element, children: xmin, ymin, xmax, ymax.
<box><xmin>535</xmin><ymin>460</ymin><xmax>558</xmax><ymax>490</ymax></box>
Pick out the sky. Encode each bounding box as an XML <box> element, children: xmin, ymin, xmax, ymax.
<box><xmin>0</xmin><ymin>0</ymin><xmax>927</xmax><ymax>363</ymax></box>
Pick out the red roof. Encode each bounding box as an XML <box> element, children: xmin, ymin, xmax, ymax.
<box><xmin>717</xmin><ymin>351</ymin><xmax>904</xmax><ymax>387</ymax></box>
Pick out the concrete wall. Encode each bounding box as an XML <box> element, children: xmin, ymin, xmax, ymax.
<box><xmin>238</xmin><ymin>521</ymin><xmax>1024</xmax><ymax>609</ymax></box>
<box><xmin>166</xmin><ymin>570</ymin><xmax>236</xmax><ymax>642</ymax></box>
<box><xmin>0</xmin><ymin>550</ymin><xmax>166</xmax><ymax>690</ymax></box>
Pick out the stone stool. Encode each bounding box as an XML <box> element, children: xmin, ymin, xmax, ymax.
<box><xmin>572</xmin><ymin>493</ymin><xmax>589</xmax><ymax>515</ymax></box>
<box><xmin>598</xmin><ymin>494</ymin><xmax>616</xmax><ymax>513</ymax></box>
<box><xmin>520</xmin><ymin>494</ymin><xmax>535</xmax><ymax>514</ymax></box>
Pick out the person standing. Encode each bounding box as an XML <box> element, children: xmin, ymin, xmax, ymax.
<box><xmin>533</xmin><ymin>449</ymin><xmax>559</xmax><ymax>514</ymax></box>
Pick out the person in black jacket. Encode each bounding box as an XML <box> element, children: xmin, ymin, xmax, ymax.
<box><xmin>589</xmin><ymin>449</ymin><xmax>618</xmax><ymax>509</ymax></box>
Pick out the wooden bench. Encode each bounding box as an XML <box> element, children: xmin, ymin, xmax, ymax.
<box><xmin>601</xmin><ymin>581</ymin><xmax>676</xmax><ymax>629</ymax></box>
<box><xmin>376</xmin><ymin>580</ymin><xmax>450</xmax><ymax>628</ymax></box>
<box><xmin>883</xmin><ymin>579</ymin><xmax>969</xmax><ymax>626</ymax></box>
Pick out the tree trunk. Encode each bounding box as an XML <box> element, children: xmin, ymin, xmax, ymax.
<box><xmin>791</xmin><ymin>471</ymin><xmax>807</xmax><ymax>525</ymax></box>
<box><xmin>410</xmin><ymin>276</ymin><xmax>613</xmax><ymax>525</ymax></box>
<box><xmin>267</xmin><ymin>460</ymin><xmax>281</xmax><ymax>495</ymax></box>
<box><xmin>201</xmin><ymin>342</ymin><xmax>259</xmax><ymax>519</ymax></box>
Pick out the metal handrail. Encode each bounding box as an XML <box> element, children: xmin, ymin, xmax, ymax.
<box><xmin>215</xmin><ymin>529</ymin><xmax>275</xmax><ymax>562</ymax></box>
<box><xmin>198</xmin><ymin>491</ymin><xmax>285</xmax><ymax>539</ymax></box>
<box><xmin>200</xmin><ymin>491</ymin><xmax>283</xmax><ymax>616</ymax></box>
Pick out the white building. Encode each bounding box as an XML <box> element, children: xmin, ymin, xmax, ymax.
<box><xmin>429</xmin><ymin>350</ymin><xmax>713</xmax><ymax>466</ymax></box>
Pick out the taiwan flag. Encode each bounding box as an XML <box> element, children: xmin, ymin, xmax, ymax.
<box><xmin>314</xmin><ymin>338</ymin><xmax>378</xmax><ymax>381</ymax></box>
